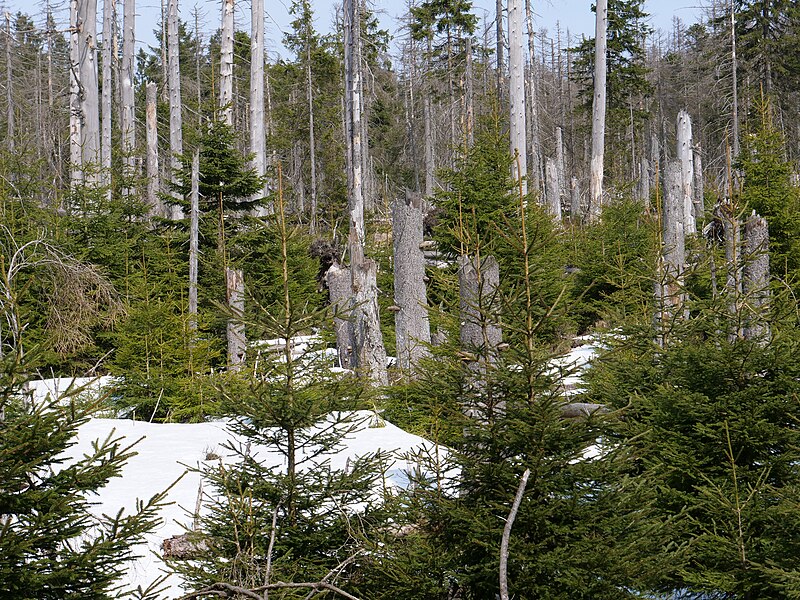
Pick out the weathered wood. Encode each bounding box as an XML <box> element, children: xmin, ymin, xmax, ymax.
<box><xmin>167</xmin><ymin>0</ymin><xmax>183</xmax><ymax>219</ymax></box>
<box><xmin>662</xmin><ymin>161</ymin><xmax>685</xmax><ymax>316</ymax></box>
<box><xmin>5</xmin><ymin>13</ymin><xmax>12</xmax><ymax>154</ymax></box>
<box><xmin>693</xmin><ymin>143</ymin><xmax>704</xmax><ymax>223</ymax></box>
<box><xmin>677</xmin><ymin>110</ymin><xmax>695</xmax><ymax>234</ymax></box>
<box><xmin>499</xmin><ymin>469</ymin><xmax>530</xmax><ymax>600</ymax></box>
<box><xmin>351</xmin><ymin>259</ymin><xmax>389</xmax><ymax>385</ymax></box>
<box><xmin>459</xmin><ymin>255</ymin><xmax>501</xmax><ymax>365</ymax></box>
<box><xmin>78</xmin><ymin>0</ymin><xmax>100</xmax><ymax>184</ymax></box>
<box><xmin>555</xmin><ymin>126</ymin><xmax>565</xmax><ymax>202</ymax></box>
<box><xmin>588</xmin><ymin>0</ymin><xmax>607</xmax><ymax>221</ymax></box>
<box><xmin>249</xmin><ymin>0</ymin><xmax>268</xmax><ymax>215</ymax></box>
<box><xmin>525</xmin><ymin>0</ymin><xmax>541</xmax><ymax>191</ymax></box>
<box><xmin>640</xmin><ymin>156</ymin><xmax>650</xmax><ymax>208</ymax></box>
<box><xmin>188</xmin><ymin>150</ymin><xmax>199</xmax><ymax>330</ymax></box>
<box><xmin>742</xmin><ymin>211</ymin><xmax>770</xmax><ymax>341</ymax></box>
<box><xmin>325</xmin><ymin>263</ymin><xmax>353</xmax><ymax>370</ymax></box>
<box><xmin>722</xmin><ymin>200</ymin><xmax>741</xmax><ymax>341</ymax></box>
<box><xmin>219</xmin><ymin>0</ymin><xmax>234</xmax><ymax>125</ymax></box>
<box><xmin>508</xmin><ymin>0</ymin><xmax>527</xmax><ymax>195</ymax></box>
<box><xmin>393</xmin><ymin>192</ymin><xmax>431</xmax><ymax>372</ymax></box>
<box><xmin>69</xmin><ymin>0</ymin><xmax>82</xmax><ymax>187</ymax></box>
<box><xmin>545</xmin><ymin>157</ymin><xmax>561</xmax><ymax>220</ymax></box>
<box><xmin>570</xmin><ymin>176</ymin><xmax>581</xmax><ymax>220</ymax></box>
<box><xmin>145</xmin><ymin>82</ymin><xmax>163</xmax><ymax>217</ymax></box>
<box><xmin>120</xmin><ymin>0</ymin><xmax>136</xmax><ymax>186</ymax></box>
<box><xmin>226</xmin><ymin>267</ymin><xmax>246</xmax><ymax>370</ymax></box>
<box><xmin>101</xmin><ymin>0</ymin><xmax>112</xmax><ymax>194</ymax></box>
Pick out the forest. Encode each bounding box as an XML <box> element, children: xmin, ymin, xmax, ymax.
<box><xmin>2</xmin><ymin>0</ymin><xmax>800</xmax><ymax>597</ymax></box>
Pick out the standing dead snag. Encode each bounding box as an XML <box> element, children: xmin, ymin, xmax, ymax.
<box><xmin>656</xmin><ymin>161</ymin><xmax>686</xmax><ymax>344</ymax></box>
<box><xmin>588</xmin><ymin>0</ymin><xmax>608</xmax><ymax>221</ymax></box>
<box><xmin>325</xmin><ymin>263</ymin><xmax>353</xmax><ymax>370</ymax></box>
<box><xmin>677</xmin><ymin>110</ymin><xmax>695</xmax><ymax>234</ymax></box>
<box><xmin>459</xmin><ymin>255</ymin><xmax>501</xmax><ymax>376</ymax></box>
<box><xmin>226</xmin><ymin>267</ymin><xmax>246</xmax><ymax>370</ymax></box>
<box><xmin>721</xmin><ymin>200</ymin><xmax>742</xmax><ymax>341</ymax></box>
<box><xmin>145</xmin><ymin>82</ymin><xmax>163</xmax><ymax>217</ymax></box>
<box><xmin>393</xmin><ymin>192</ymin><xmax>431</xmax><ymax>373</ymax></box>
<box><xmin>508</xmin><ymin>0</ymin><xmax>528</xmax><ymax>195</ymax></box>
<box><xmin>742</xmin><ymin>212</ymin><xmax>769</xmax><ymax>342</ymax></box>
<box><xmin>167</xmin><ymin>0</ymin><xmax>184</xmax><ymax>220</ymax></box>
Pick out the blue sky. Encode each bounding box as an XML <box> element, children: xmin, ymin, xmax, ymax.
<box><xmin>16</xmin><ymin>0</ymin><xmax>704</xmax><ymax>59</ymax></box>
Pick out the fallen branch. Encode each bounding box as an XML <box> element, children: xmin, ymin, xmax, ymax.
<box><xmin>499</xmin><ymin>468</ymin><xmax>530</xmax><ymax>600</ymax></box>
<box><xmin>177</xmin><ymin>580</ymin><xmax>363</xmax><ymax>600</ymax></box>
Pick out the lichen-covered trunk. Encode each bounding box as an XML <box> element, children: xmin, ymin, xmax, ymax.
<box><xmin>393</xmin><ymin>192</ymin><xmax>431</xmax><ymax>373</ymax></box>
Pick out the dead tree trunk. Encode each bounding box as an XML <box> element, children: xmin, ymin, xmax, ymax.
<box><xmin>250</xmin><ymin>0</ymin><xmax>268</xmax><ymax>214</ymax></box>
<box><xmin>145</xmin><ymin>81</ymin><xmax>163</xmax><ymax>217</ymax></box>
<box><xmin>555</xmin><ymin>126</ymin><xmax>565</xmax><ymax>203</ymax></box>
<box><xmin>69</xmin><ymin>0</ymin><xmax>83</xmax><ymax>187</ymax></box>
<box><xmin>5</xmin><ymin>13</ymin><xmax>13</xmax><ymax>155</ymax></box>
<box><xmin>588</xmin><ymin>0</ymin><xmax>607</xmax><ymax>221</ymax></box>
<box><xmin>344</xmin><ymin>0</ymin><xmax>388</xmax><ymax>385</ymax></box>
<box><xmin>459</xmin><ymin>255</ymin><xmax>501</xmax><ymax>370</ymax></box>
<box><xmin>219</xmin><ymin>0</ymin><xmax>234</xmax><ymax>125</ymax></box>
<box><xmin>677</xmin><ymin>110</ymin><xmax>695</xmax><ymax>234</ymax></box>
<box><xmin>121</xmin><ymin>0</ymin><xmax>136</xmax><ymax>189</ymax></box>
<box><xmin>659</xmin><ymin>161</ymin><xmax>685</xmax><ymax>332</ymax></box>
<box><xmin>545</xmin><ymin>158</ymin><xmax>561</xmax><ymax>220</ymax></box>
<box><xmin>722</xmin><ymin>200</ymin><xmax>742</xmax><ymax>341</ymax></box>
<box><xmin>226</xmin><ymin>267</ymin><xmax>246</xmax><ymax>370</ymax></box>
<box><xmin>693</xmin><ymin>143</ymin><xmax>704</xmax><ymax>223</ymax></box>
<box><xmin>508</xmin><ymin>0</ymin><xmax>527</xmax><ymax>195</ymax></box>
<box><xmin>730</xmin><ymin>6</ymin><xmax>740</xmax><ymax>161</ymax></box>
<box><xmin>188</xmin><ymin>150</ymin><xmax>199</xmax><ymax>331</ymax></box>
<box><xmin>570</xmin><ymin>176</ymin><xmax>581</xmax><ymax>219</ymax></box>
<box><xmin>742</xmin><ymin>212</ymin><xmax>769</xmax><ymax>342</ymax></box>
<box><xmin>78</xmin><ymin>0</ymin><xmax>100</xmax><ymax>185</ymax></box>
<box><xmin>640</xmin><ymin>156</ymin><xmax>650</xmax><ymax>208</ymax></box>
<box><xmin>306</xmin><ymin>28</ymin><xmax>318</xmax><ymax>230</ymax></box>
<box><xmin>393</xmin><ymin>192</ymin><xmax>431</xmax><ymax>373</ymax></box>
<box><xmin>525</xmin><ymin>0</ymin><xmax>541</xmax><ymax>191</ymax></box>
<box><xmin>167</xmin><ymin>0</ymin><xmax>183</xmax><ymax>219</ymax></box>
<box><xmin>325</xmin><ymin>263</ymin><xmax>353</xmax><ymax>370</ymax></box>
<box><xmin>101</xmin><ymin>0</ymin><xmax>112</xmax><ymax>195</ymax></box>
<box><xmin>495</xmin><ymin>0</ymin><xmax>504</xmax><ymax>102</ymax></box>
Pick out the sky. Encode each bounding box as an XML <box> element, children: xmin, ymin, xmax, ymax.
<box><xmin>20</xmin><ymin>0</ymin><xmax>705</xmax><ymax>60</ymax></box>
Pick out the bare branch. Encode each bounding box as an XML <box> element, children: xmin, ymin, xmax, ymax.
<box><xmin>500</xmin><ymin>468</ymin><xmax>530</xmax><ymax>600</ymax></box>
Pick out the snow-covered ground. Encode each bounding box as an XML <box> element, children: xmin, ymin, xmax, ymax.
<box><xmin>64</xmin><ymin>410</ymin><xmax>444</xmax><ymax>598</ymax></box>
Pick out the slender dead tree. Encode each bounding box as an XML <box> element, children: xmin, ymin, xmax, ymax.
<box><xmin>78</xmin><ymin>0</ymin><xmax>100</xmax><ymax>185</ymax></box>
<box><xmin>589</xmin><ymin>0</ymin><xmax>607</xmax><ymax>221</ymax></box>
<box><xmin>188</xmin><ymin>150</ymin><xmax>200</xmax><ymax>331</ymax></box>
<box><xmin>219</xmin><ymin>0</ymin><xmax>234</xmax><ymax>125</ymax></box>
<box><xmin>250</xmin><ymin>0</ymin><xmax>268</xmax><ymax>213</ymax></box>
<box><xmin>5</xmin><ymin>13</ymin><xmax>13</xmax><ymax>155</ymax></box>
<box><xmin>120</xmin><ymin>0</ymin><xmax>136</xmax><ymax>188</ymax></box>
<box><xmin>145</xmin><ymin>81</ymin><xmax>162</xmax><ymax>217</ymax></box>
<box><xmin>69</xmin><ymin>0</ymin><xmax>82</xmax><ymax>187</ymax></box>
<box><xmin>344</xmin><ymin>0</ymin><xmax>388</xmax><ymax>385</ymax></box>
<box><xmin>508</xmin><ymin>0</ymin><xmax>527</xmax><ymax>195</ymax></box>
<box><xmin>167</xmin><ymin>0</ymin><xmax>184</xmax><ymax>219</ymax></box>
<box><xmin>524</xmin><ymin>0</ymin><xmax>541</xmax><ymax>190</ymax></box>
<box><xmin>101</xmin><ymin>0</ymin><xmax>112</xmax><ymax>195</ymax></box>
<box><xmin>677</xmin><ymin>110</ymin><xmax>695</xmax><ymax>234</ymax></box>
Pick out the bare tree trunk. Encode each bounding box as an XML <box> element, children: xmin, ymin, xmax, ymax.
<box><xmin>69</xmin><ymin>0</ymin><xmax>83</xmax><ymax>187</ymax></box>
<box><xmin>742</xmin><ymin>212</ymin><xmax>769</xmax><ymax>342</ymax></box>
<box><xmin>167</xmin><ymin>0</ymin><xmax>183</xmax><ymax>219</ymax></box>
<box><xmin>693</xmin><ymin>143</ymin><xmax>704</xmax><ymax>223</ymax></box>
<box><xmin>459</xmin><ymin>254</ymin><xmax>501</xmax><ymax>369</ymax></box>
<box><xmin>677</xmin><ymin>110</ymin><xmax>695</xmax><ymax>234</ymax></box>
<box><xmin>570</xmin><ymin>176</ymin><xmax>581</xmax><ymax>219</ymax></box>
<box><xmin>121</xmin><ymin>0</ymin><xmax>135</xmax><ymax>189</ymax></box>
<box><xmin>545</xmin><ymin>158</ymin><xmax>561</xmax><ymax>220</ymax></box>
<box><xmin>344</xmin><ymin>0</ymin><xmax>387</xmax><ymax>385</ymax></box>
<box><xmin>525</xmin><ymin>0</ymin><xmax>541</xmax><ymax>191</ymax></box>
<box><xmin>730</xmin><ymin>3</ymin><xmax>740</xmax><ymax>161</ymax></box>
<box><xmin>393</xmin><ymin>191</ymin><xmax>431</xmax><ymax>373</ymax></box>
<box><xmin>78</xmin><ymin>0</ymin><xmax>100</xmax><ymax>185</ymax></box>
<box><xmin>499</xmin><ymin>469</ymin><xmax>530</xmax><ymax>600</ymax></box>
<box><xmin>325</xmin><ymin>263</ymin><xmax>353</xmax><ymax>370</ymax></box>
<box><xmin>722</xmin><ymin>200</ymin><xmax>742</xmax><ymax>341</ymax></box>
<box><xmin>5</xmin><ymin>13</ymin><xmax>13</xmax><ymax>155</ymax></box>
<box><xmin>662</xmin><ymin>161</ymin><xmax>685</xmax><ymax>320</ymax></box>
<box><xmin>219</xmin><ymin>0</ymin><xmax>234</xmax><ymax>125</ymax></box>
<box><xmin>250</xmin><ymin>0</ymin><xmax>268</xmax><ymax>214</ymax></box>
<box><xmin>101</xmin><ymin>0</ymin><xmax>113</xmax><ymax>195</ymax></box>
<box><xmin>423</xmin><ymin>41</ymin><xmax>435</xmax><ymax>198</ymax></box>
<box><xmin>226</xmin><ymin>267</ymin><xmax>246</xmax><ymax>370</ymax></box>
<box><xmin>640</xmin><ymin>157</ymin><xmax>650</xmax><ymax>207</ymax></box>
<box><xmin>145</xmin><ymin>81</ymin><xmax>162</xmax><ymax>217</ymax></box>
<box><xmin>508</xmin><ymin>0</ymin><xmax>527</xmax><ymax>195</ymax></box>
<box><xmin>588</xmin><ymin>0</ymin><xmax>607</xmax><ymax>221</ymax></box>
<box><xmin>555</xmin><ymin>126</ymin><xmax>565</xmax><ymax>202</ymax></box>
<box><xmin>306</xmin><ymin>34</ymin><xmax>318</xmax><ymax>230</ymax></box>
<box><xmin>188</xmin><ymin>150</ymin><xmax>199</xmax><ymax>330</ymax></box>
<box><xmin>495</xmin><ymin>0</ymin><xmax>504</xmax><ymax>102</ymax></box>
<box><xmin>465</xmin><ymin>36</ymin><xmax>474</xmax><ymax>148</ymax></box>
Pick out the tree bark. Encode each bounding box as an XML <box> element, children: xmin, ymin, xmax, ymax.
<box><xmin>693</xmin><ymin>143</ymin><xmax>704</xmax><ymax>224</ymax></box>
<box><xmin>555</xmin><ymin>126</ymin><xmax>565</xmax><ymax>203</ymax></box>
<box><xmin>588</xmin><ymin>0</ymin><xmax>607</xmax><ymax>221</ymax></box>
<box><xmin>101</xmin><ymin>0</ymin><xmax>112</xmax><ymax>195</ymax></box>
<box><xmin>459</xmin><ymin>255</ymin><xmax>501</xmax><ymax>367</ymax></box>
<box><xmin>676</xmin><ymin>110</ymin><xmax>695</xmax><ymax>234</ymax></box>
<box><xmin>69</xmin><ymin>0</ymin><xmax>83</xmax><ymax>187</ymax></box>
<box><xmin>188</xmin><ymin>150</ymin><xmax>199</xmax><ymax>330</ymax></box>
<box><xmin>722</xmin><ymin>200</ymin><xmax>742</xmax><ymax>341</ymax></box>
<box><xmin>325</xmin><ymin>263</ymin><xmax>353</xmax><ymax>370</ymax></box>
<box><xmin>499</xmin><ymin>469</ymin><xmax>530</xmax><ymax>600</ymax></box>
<box><xmin>524</xmin><ymin>0</ymin><xmax>541</xmax><ymax>191</ymax></box>
<box><xmin>393</xmin><ymin>191</ymin><xmax>431</xmax><ymax>373</ymax></box>
<box><xmin>570</xmin><ymin>176</ymin><xmax>581</xmax><ymax>220</ymax></box>
<box><xmin>167</xmin><ymin>0</ymin><xmax>183</xmax><ymax>219</ymax></box>
<box><xmin>344</xmin><ymin>0</ymin><xmax>387</xmax><ymax>385</ymax></box>
<box><xmin>730</xmin><ymin>5</ymin><xmax>740</xmax><ymax>161</ymax></box>
<box><xmin>742</xmin><ymin>212</ymin><xmax>769</xmax><ymax>342</ymax></box>
<box><xmin>120</xmin><ymin>0</ymin><xmax>136</xmax><ymax>188</ymax></box>
<box><xmin>508</xmin><ymin>0</ymin><xmax>527</xmax><ymax>195</ymax></box>
<box><xmin>226</xmin><ymin>267</ymin><xmax>246</xmax><ymax>370</ymax></box>
<box><xmin>306</xmin><ymin>28</ymin><xmax>318</xmax><ymax>230</ymax></box>
<box><xmin>145</xmin><ymin>81</ymin><xmax>163</xmax><ymax>217</ymax></box>
<box><xmin>78</xmin><ymin>0</ymin><xmax>100</xmax><ymax>185</ymax></box>
<box><xmin>5</xmin><ymin>13</ymin><xmax>13</xmax><ymax>155</ymax></box>
<box><xmin>495</xmin><ymin>0</ymin><xmax>504</xmax><ymax>102</ymax></box>
<box><xmin>250</xmin><ymin>0</ymin><xmax>268</xmax><ymax>215</ymax></box>
<box><xmin>219</xmin><ymin>0</ymin><xmax>234</xmax><ymax>125</ymax></box>
<box><xmin>661</xmin><ymin>161</ymin><xmax>685</xmax><ymax>320</ymax></box>
<box><xmin>545</xmin><ymin>157</ymin><xmax>561</xmax><ymax>220</ymax></box>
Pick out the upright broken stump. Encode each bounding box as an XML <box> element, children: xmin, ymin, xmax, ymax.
<box><xmin>655</xmin><ymin>161</ymin><xmax>686</xmax><ymax>345</ymax></box>
<box><xmin>742</xmin><ymin>211</ymin><xmax>770</xmax><ymax>342</ymax></box>
<box><xmin>325</xmin><ymin>262</ymin><xmax>353</xmax><ymax>370</ymax></box>
<box><xmin>393</xmin><ymin>192</ymin><xmax>431</xmax><ymax>373</ymax></box>
<box><xmin>226</xmin><ymin>267</ymin><xmax>246</xmax><ymax>370</ymax></box>
<box><xmin>351</xmin><ymin>259</ymin><xmax>389</xmax><ymax>385</ymax></box>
